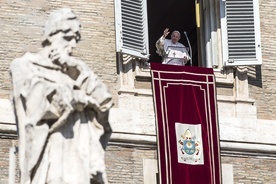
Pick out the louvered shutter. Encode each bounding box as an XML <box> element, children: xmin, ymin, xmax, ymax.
<box><xmin>114</xmin><ymin>0</ymin><xmax>149</xmax><ymax>59</ymax></box>
<box><xmin>220</xmin><ymin>0</ymin><xmax>262</xmax><ymax>66</ymax></box>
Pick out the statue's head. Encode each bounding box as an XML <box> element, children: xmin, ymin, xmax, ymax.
<box><xmin>42</xmin><ymin>8</ymin><xmax>81</xmax><ymax>48</ymax></box>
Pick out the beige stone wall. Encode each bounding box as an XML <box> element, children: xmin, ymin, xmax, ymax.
<box><xmin>248</xmin><ymin>0</ymin><xmax>276</xmax><ymax>120</ymax></box>
<box><xmin>222</xmin><ymin>156</ymin><xmax>276</xmax><ymax>184</ymax></box>
<box><xmin>106</xmin><ymin>145</ymin><xmax>157</xmax><ymax>183</ymax></box>
<box><xmin>0</xmin><ymin>0</ymin><xmax>118</xmax><ymax>104</ymax></box>
<box><xmin>1</xmin><ymin>139</ymin><xmax>276</xmax><ymax>184</ymax></box>
<box><xmin>0</xmin><ymin>139</ymin><xmax>19</xmax><ymax>184</ymax></box>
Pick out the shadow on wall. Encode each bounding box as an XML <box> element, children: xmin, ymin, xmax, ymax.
<box><xmin>248</xmin><ymin>65</ymin><xmax>263</xmax><ymax>88</ymax></box>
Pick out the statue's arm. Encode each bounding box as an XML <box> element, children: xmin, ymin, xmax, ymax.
<box><xmin>10</xmin><ymin>58</ymin><xmax>51</xmax><ymax>182</ymax></box>
<box><xmin>73</xmin><ymin>62</ymin><xmax>113</xmax><ymax>149</ymax></box>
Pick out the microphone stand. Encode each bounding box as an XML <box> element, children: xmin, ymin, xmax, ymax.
<box><xmin>184</xmin><ymin>31</ymin><xmax>192</xmax><ymax>66</ymax></box>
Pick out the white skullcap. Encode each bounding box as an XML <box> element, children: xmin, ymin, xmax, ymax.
<box><xmin>172</xmin><ymin>30</ymin><xmax>181</xmax><ymax>37</ymax></box>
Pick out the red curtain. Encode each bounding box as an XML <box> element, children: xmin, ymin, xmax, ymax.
<box><xmin>151</xmin><ymin>63</ymin><xmax>221</xmax><ymax>184</ymax></box>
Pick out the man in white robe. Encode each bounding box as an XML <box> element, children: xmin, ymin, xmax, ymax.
<box><xmin>156</xmin><ymin>28</ymin><xmax>191</xmax><ymax>65</ymax></box>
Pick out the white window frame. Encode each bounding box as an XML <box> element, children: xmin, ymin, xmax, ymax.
<box><xmin>114</xmin><ymin>0</ymin><xmax>149</xmax><ymax>59</ymax></box>
<box><xmin>220</xmin><ymin>0</ymin><xmax>262</xmax><ymax>66</ymax></box>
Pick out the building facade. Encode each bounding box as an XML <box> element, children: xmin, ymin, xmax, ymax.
<box><xmin>0</xmin><ymin>0</ymin><xmax>276</xmax><ymax>183</ymax></box>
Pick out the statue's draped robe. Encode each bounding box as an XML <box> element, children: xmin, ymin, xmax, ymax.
<box><xmin>10</xmin><ymin>51</ymin><xmax>113</xmax><ymax>184</ymax></box>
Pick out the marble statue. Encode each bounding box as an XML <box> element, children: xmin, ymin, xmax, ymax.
<box><xmin>10</xmin><ymin>8</ymin><xmax>113</xmax><ymax>184</ymax></box>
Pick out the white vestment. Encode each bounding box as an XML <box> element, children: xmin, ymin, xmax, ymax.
<box><xmin>156</xmin><ymin>36</ymin><xmax>191</xmax><ymax>65</ymax></box>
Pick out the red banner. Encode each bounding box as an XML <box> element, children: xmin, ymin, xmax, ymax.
<box><xmin>151</xmin><ymin>63</ymin><xmax>221</xmax><ymax>184</ymax></box>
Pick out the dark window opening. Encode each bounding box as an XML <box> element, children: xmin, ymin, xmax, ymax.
<box><xmin>147</xmin><ymin>0</ymin><xmax>198</xmax><ymax>66</ymax></box>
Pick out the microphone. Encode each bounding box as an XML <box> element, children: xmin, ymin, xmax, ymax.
<box><xmin>183</xmin><ymin>31</ymin><xmax>192</xmax><ymax>66</ymax></box>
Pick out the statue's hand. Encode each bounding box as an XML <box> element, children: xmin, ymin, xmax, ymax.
<box><xmin>49</xmin><ymin>48</ymin><xmax>81</xmax><ymax>82</ymax></box>
<box><xmin>50</xmin><ymin>48</ymin><xmax>66</xmax><ymax>64</ymax></box>
<box><xmin>71</xmin><ymin>90</ymin><xmax>89</xmax><ymax>112</ymax></box>
<box><xmin>49</xmin><ymin>48</ymin><xmax>77</xmax><ymax>68</ymax></box>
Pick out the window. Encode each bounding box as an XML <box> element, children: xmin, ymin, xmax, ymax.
<box><xmin>114</xmin><ymin>0</ymin><xmax>149</xmax><ymax>59</ymax></box>
<box><xmin>114</xmin><ymin>0</ymin><xmax>262</xmax><ymax>67</ymax></box>
<box><xmin>220</xmin><ymin>0</ymin><xmax>262</xmax><ymax>66</ymax></box>
<box><xmin>114</xmin><ymin>0</ymin><xmax>197</xmax><ymax>65</ymax></box>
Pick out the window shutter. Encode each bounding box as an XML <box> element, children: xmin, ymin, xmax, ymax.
<box><xmin>114</xmin><ymin>0</ymin><xmax>149</xmax><ymax>59</ymax></box>
<box><xmin>220</xmin><ymin>0</ymin><xmax>262</xmax><ymax>66</ymax></box>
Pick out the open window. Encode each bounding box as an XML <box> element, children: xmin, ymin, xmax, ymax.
<box><xmin>146</xmin><ymin>0</ymin><xmax>198</xmax><ymax>66</ymax></box>
<box><xmin>220</xmin><ymin>0</ymin><xmax>262</xmax><ymax>66</ymax></box>
<box><xmin>114</xmin><ymin>0</ymin><xmax>262</xmax><ymax>68</ymax></box>
<box><xmin>115</xmin><ymin>0</ymin><xmax>198</xmax><ymax>66</ymax></box>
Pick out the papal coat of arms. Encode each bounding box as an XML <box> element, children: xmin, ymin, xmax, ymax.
<box><xmin>175</xmin><ymin>123</ymin><xmax>204</xmax><ymax>165</ymax></box>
